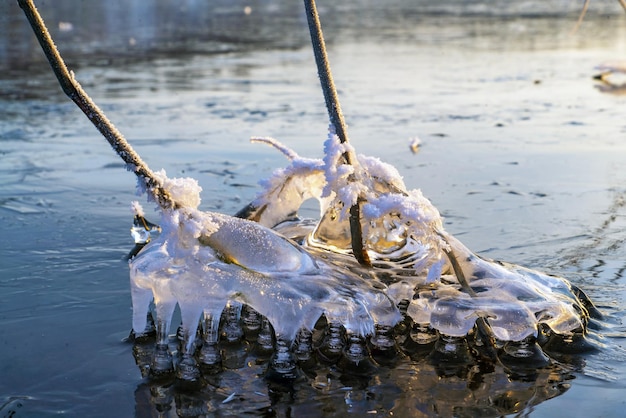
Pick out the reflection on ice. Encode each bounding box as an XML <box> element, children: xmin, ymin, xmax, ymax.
<box><xmin>128</xmin><ymin>129</ymin><xmax>600</xmax><ymax>383</ymax></box>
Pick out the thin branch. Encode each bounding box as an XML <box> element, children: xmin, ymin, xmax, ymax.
<box><xmin>440</xmin><ymin>237</ymin><xmax>498</xmax><ymax>356</ymax></box>
<box><xmin>17</xmin><ymin>0</ymin><xmax>175</xmax><ymax>210</ymax></box>
<box><xmin>571</xmin><ymin>0</ymin><xmax>590</xmax><ymax>34</ymax></box>
<box><xmin>443</xmin><ymin>247</ymin><xmax>477</xmax><ymax>297</ymax></box>
<box><xmin>303</xmin><ymin>0</ymin><xmax>371</xmax><ymax>267</ymax></box>
<box><xmin>303</xmin><ymin>1</ymin><xmax>352</xmax><ymax>154</ymax></box>
<box><xmin>571</xmin><ymin>0</ymin><xmax>626</xmax><ymax>34</ymax></box>
<box><xmin>349</xmin><ymin>200</ymin><xmax>370</xmax><ymax>266</ymax></box>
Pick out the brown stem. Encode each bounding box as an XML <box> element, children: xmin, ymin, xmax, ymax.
<box><xmin>349</xmin><ymin>200</ymin><xmax>372</xmax><ymax>267</ymax></box>
<box><xmin>443</xmin><ymin>247</ymin><xmax>477</xmax><ymax>298</ymax></box>
<box><xmin>303</xmin><ymin>0</ymin><xmax>371</xmax><ymax>267</ymax></box>
<box><xmin>440</xmin><ymin>239</ymin><xmax>498</xmax><ymax>355</ymax></box>
<box><xmin>436</xmin><ymin>231</ymin><xmax>477</xmax><ymax>298</ymax></box>
<box><xmin>571</xmin><ymin>0</ymin><xmax>590</xmax><ymax>35</ymax></box>
<box><xmin>17</xmin><ymin>0</ymin><xmax>174</xmax><ymax>210</ymax></box>
<box><xmin>303</xmin><ymin>1</ymin><xmax>351</xmax><ymax>152</ymax></box>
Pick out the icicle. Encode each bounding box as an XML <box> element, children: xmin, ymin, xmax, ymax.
<box><xmin>255</xmin><ymin>318</ymin><xmax>276</xmax><ymax>357</ymax></box>
<box><xmin>368</xmin><ymin>324</ymin><xmax>398</xmax><ymax>365</ymax></box>
<box><xmin>293</xmin><ymin>328</ymin><xmax>315</xmax><ymax>369</ymax></box>
<box><xmin>176</xmin><ymin>353</ymin><xmax>202</xmax><ymax>389</ymax></box>
<box><xmin>499</xmin><ymin>335</ymin><xmax>550</xmax><ymax>375</ymax></box>
<box><xmin>241</xmin><ymin>305</ymin><xmax>263</xmax><ymax>341</ymax></box>
<box><xmin>220</xmin><ymin>302</ymin><xmax>244</xmax><ymax>344</ymax></box>
<box><xmin>267</xmin><ymin>338</ymin><xmax>298</xmax><ymax>381</ymax></box>
<box><xmin>196</xmin><ymin>310</ymin><xmax>222</xmax><ymax>374</ymax></box>
<box><xmin>150</xmin><ymin>343</ymin><xmax>174</xmax><ymax>379</ymax></box>
<box><xmin>220</xmin><ymin>302</ymin><xmax>248</xmax><ymax>369</ymax></box>
<box><xmin>317</xmin><ymin>320</ymin><xmax>346</xmax><ymax>364</ymax></box>
<box><xmin>338</xmin><ymin>333</ymin><xmax>375</xmax><ymax>376</ymax></box>
<box><xmin>428</xmin><ymin>334</ymin><xmax>473</xmax><ymax>377</ymax></box>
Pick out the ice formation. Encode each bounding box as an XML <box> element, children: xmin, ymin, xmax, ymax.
<box><xmin>17</xmin><ymin>0</ymin><xmax>601</xmax><ymax>394</ymax></box>
<box><xmin>242</xmin><ymin>132</ymin><xmax>591</xmax><ymax>341</ymax></box>
<box><xmin>128</xmin><ymin>129</ymin><xmax>599</xmax><ymax>381</ymax></box>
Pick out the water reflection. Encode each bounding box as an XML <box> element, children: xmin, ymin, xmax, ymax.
<box><xmin>0</xmin><ymin>0</ymin><xmax>307</xmax><ymax>69</ymax></box>
<box><xmin>130</xmin><ymin>326</ymin><xmax>578</xmax><ymax>417</ymax></box>
<box><xmin>3</xmin><ymin>0</ymin><xmax>626</xmax><ymax>70</ymax></box>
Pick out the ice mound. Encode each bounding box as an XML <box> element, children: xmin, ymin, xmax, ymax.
<box><xmin>129</xmin><ymin>201</ymin><xmax>401</xmax><ymax>354</ymax></box>
<box><xmin>243</xmin><ymin>132</ymin><xmax>592</xmax><ymax>341</ymax></box>
<box><xmin>128</xmin><ymin>131</ymin><xmax>599</xmax><ymax>381</ymax></box>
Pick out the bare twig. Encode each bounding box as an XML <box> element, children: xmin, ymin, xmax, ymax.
<box><xmin>442</xmin><ymin>247</ymin><xmax>477</xmax><ymax>298</ymax></box>
<box><xmin>17</xmin><ymin>0</ymin><xmax>175</xmax><ymax>210</ymax></box>
<box><xmin>572</xmin><ymin>0</ymin><xmax>626</xmax><ymax>35</ymax></box>
<box><xmin>439</xmin><ymin>235</ymin><xmax>499</xmax><ymax>355</ymax></box>
<box><xmin>303</xmin><ymin>0</ymin><xmax>371</xmax><ymax>267</ymax></box>
<box><xmin>571</xmin><ymin>0</ymin><xmax>591</xmax><ymax>34</ymax></box>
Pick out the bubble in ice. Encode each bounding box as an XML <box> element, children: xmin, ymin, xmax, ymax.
<box><xmin>128</xmin><ymin>129</ymin><xmax>600</xmax><ymax>380</ymax></box>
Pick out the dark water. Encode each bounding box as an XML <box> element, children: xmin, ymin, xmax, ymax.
<box><xmin>1</xmin><ymin>0</ymin><xmax>626</xmax><ymax>416</ymax></box>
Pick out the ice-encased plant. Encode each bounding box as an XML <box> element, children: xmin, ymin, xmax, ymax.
<box><xmin>19</xmin><ymin>0</ymin><xmax>601</xmax><ymax>387</ymax></box>
<box><xmin>240</xmin><ymin>133</ymin><xmax>591</xmax><ymax>343</ymax></box>
<box><xmin>126</xmin><ymin>127</ymin><xmax>598</xmax><ymax>381</ymax></box>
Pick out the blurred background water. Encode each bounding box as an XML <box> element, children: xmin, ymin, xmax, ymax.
<box><xmin>1</xmin><ymin>0</ymin><xmax>626</xmax><ymax>416</ymax></box>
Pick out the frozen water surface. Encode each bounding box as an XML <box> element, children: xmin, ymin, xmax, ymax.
<box><xmin>2</xmin><ymin>0</ymin><xmax>626</xmax><ymax>416</ymax></box>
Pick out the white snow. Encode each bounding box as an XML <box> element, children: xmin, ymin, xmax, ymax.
<box><xmin>152</xmin><ymin>170</ymin><xmax>202</xmax><ymax>209</ymax></box>
<box><xmin>131</xmin><ymin>201</ymin><xmax>145</xmax><ymax>217</ymax></box>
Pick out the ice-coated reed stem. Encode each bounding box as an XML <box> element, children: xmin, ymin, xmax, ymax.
<box><xmin>303</xmin><ymin>0</ymin><xmax>371</xmax><ymax>266</ymax></box>
<box><xmin>302</xmin><ymin>1</ymin><xmax>350</xmax><ymax>150</ymax></box>
<box><xmin>438</xmin><ymin>232</ymin><xmax>500</xmax><ymax>356</ymax></box>
<box><xmin>17</xmin><ymin>0</ymin><xmax>175</xmax><ymax>210</ymax></box>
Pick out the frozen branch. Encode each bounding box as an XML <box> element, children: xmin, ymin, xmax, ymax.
<box><xmin>17</xmin><ymin>0</ymin><xmax>175</xmax><ymax>210</ymax></box>
<box><xmin>303</xmin><ymin>0</ymin><xmax>371</xmax><ymax>267</ymax></box>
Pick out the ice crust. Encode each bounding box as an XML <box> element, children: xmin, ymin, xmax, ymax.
<box><xmin>129</xmin><ymin>130</ymin><xmax>590</xmax><ymax>353</ymax></box>
<box><xmin>130</xmin><ymin>204</ymin><xmax>400</xmax><ymax>349</ymax></box>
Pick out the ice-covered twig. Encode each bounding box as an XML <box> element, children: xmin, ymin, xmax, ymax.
<box><xmin>303</xmin><ymin>0</ymin><xmax>353</xmax><ymax>158</ymax></box>
<box><xmin>17</xmin><ymin>0</ymin><xmax>174</xmax><ymax>210</ymax></box>
<box><xmin>303</xmin><ymin>0</ymin><xmax>371</xmax><ymax>266</ymax></box>
<box><xmin>251</xmin><ymin>137</ymin><xmax>300</xmax><ymax>161</ymax></box>
<box><xmin>441</xmin><ymin>247</ymin><xmax>477</xmax><ymax>298</ymax></box>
